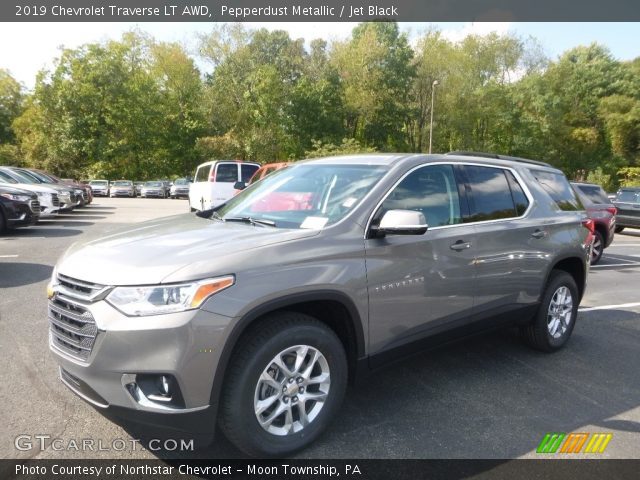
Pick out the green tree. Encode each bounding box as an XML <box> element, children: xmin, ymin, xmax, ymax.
<box><xmin>0</xmin><ymin>69</ymin><xmax>23</xmax><ymax>144</ymax></box>
<box><xmin>331</xmin><ymin>22</ymin><xmax>414</xmax><ymax>150</ymax></box>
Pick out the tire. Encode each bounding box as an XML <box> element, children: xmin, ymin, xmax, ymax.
<box><xmin>219</xmin><ymin>312</ymin><xmax>347</xmax><ymax>457</ymax></box>
<box><xmin>590</xmin><ymin>230</ymin><xmax>604</xmax><ymax>265</ymax></box>
<box><xmin>521</xmin><ymin>270</ymin><xmax>579</xmax><ymax>352</ymax></box>
<box><xmin>614</xmin><ymin>226</ymin><xmax>624</xmax><ymax>233</ymax></box>
<box><xmin>190</xmin><ymin>207</ymin><xmax>196</xmax><ymax>212</ymax></box>
<box><xmin>0</xmin><ymin>209</ymin><xmax>6</xmax><ymax>233</ymax></box>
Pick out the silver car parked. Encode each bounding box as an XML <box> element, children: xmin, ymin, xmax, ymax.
<box><xmin>48</xmin><ymin>153</ymin><xmax>591</xmax><ymax>456</ymax></box>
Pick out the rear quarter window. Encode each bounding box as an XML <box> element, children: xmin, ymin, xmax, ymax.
<box><xmin>532</xmin><ymin>170</ymin><xmax>583</xmax><ymax>211</ymax></box>
<box><xmin>575</xmin><ymin>185</ymin><xmax>610</xmax><ymax>205</ymax></box>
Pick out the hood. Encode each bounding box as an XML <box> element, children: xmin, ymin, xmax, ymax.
<box><xmin>0</xmin><ymin>182</ymin><xmax>58</xmax><ymax>194</ymax></box>
<box><xmin>58</xmin><ymin>214</ymin><xmax>319</xmax><ymax>285</ymax></box>
<box><xmin>0</xmin><ymin>185</ymin><xmax>36</xmax><ymax>197</ymax></box>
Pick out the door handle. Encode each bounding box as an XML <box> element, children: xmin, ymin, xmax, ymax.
<box><xmin>531</xmin><ymin>229</ymin><xmax>547</xmax><ymax>239</ymax></box>
<box><xmin>450</xmin><ymin>240</ymin><xmax>471</xmax><ymax>251</ymax></box>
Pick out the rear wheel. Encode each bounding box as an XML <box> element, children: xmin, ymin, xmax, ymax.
<box><xmin>614</xmin><ymin>226</ymin><xmax>625</xmax><ymax>233</ymax></box>
<box><xmin>591</xmin><ymin>230</ymin><xmax>604</xmax><ymax>265</ymax></box>
<box><xmin>521</xmin><ymin>270</ymin><xmax>579</xmax><ymax>352</ymax></box>
<box><xmin>219</xmin><ymin>312</ymin><xmax>347</xmax><ymax>457</ymax></box>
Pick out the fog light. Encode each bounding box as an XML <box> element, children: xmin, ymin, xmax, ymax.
<box><xmin>122</xmin><ymin>373</ymin><xmax>185</xmax><ymax>410</ymax></box>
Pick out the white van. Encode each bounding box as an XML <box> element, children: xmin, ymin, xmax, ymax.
<box><xmin>189</xmin><ymin>160</ymin><xmax>260</xmax><ymax>211</ymax></box>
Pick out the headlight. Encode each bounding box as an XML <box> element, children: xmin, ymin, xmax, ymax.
<box><xmin>106</xmin><ymin>275</ymin><xmax>234</xmax><ymax>316</ymax></box>
<box><xmin>0</xmin><ymin>193</ymin><xmax>32</xmax><ymax>202</ymax></box>
<box><xmin>36</xmin><ymin>191</ymin><xmax>47</xmax><ymax>197</ymax></box>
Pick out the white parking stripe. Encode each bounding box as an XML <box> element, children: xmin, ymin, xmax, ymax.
<box><xmin>579</xmin><ymin>302</ymin><xmax>640</xmax><ymax>312</ymax></box>
<box><xmin>0</xmin><ymin>254</ymin><xmax>19</xmax><ymax>258</ymax></box>
<box><xmin>609</xmin><ymin>244</ymin><xmax>640</xmax><ymax>247</ymax></box>
<box><xmin>591</xmin><ymin>262</ymin><xmax>640</xmax><ymax>268</ymax></box>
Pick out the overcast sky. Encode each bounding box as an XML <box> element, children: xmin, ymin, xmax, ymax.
<box><xmin>1</xmin><ymin>22</ymin><xmax>639</xmax><ymax>89</ymax></box>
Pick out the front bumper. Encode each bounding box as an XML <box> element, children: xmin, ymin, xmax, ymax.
<box><xmin>142</xmin><ymin>190</ymin><xmax>165</xmax><ymax>197</ymax></box>
<box><xmin>49</xmin><ymin>291</ymin><xmax>234</xmax><ymax>434</ymax></box>
<box><xmin>110</xmin><ymin>190</ymin><xmax>133</xmax><ymax>197</ymax></box>
<box><xmin>4</xmin><ymin>201</ymin><xmax>39</xmax><ymax>228</ymax></box>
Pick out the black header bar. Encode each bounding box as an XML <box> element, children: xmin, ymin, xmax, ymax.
<box><xmin>3</xmin><ymin>0</ymin><xmax>640</xmax><ymax>22</ymax></box>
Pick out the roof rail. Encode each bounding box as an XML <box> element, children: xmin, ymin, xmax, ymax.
<box><xmin>446</xmin><ymin>151</ymin><xmax>553</xmax><ymax>168</ymax></box>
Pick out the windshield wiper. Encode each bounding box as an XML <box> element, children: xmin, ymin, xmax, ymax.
<box><xmin>224</xmin><ymin>216</ymin><xmax>276</xmax><ymax>227</ymax></box>
<box><xmin>195</xmin><ymin>208</ymin><xmax>224</xmax><ymax>221</ymax></box>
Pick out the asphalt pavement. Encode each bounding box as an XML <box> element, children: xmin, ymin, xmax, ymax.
<box><xmin>1</xmin><ymin>198</ymin><xmax>639</xmax><ymax>459</ymax></box>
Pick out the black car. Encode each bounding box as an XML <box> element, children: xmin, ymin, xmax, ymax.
<box><xmin>0</xmin><ymin>185</ymin><xmax>40</xmax><ymax>232</ymax></box>
<box><xmin>614</xmin><ymin>187</ymin><xmax>640</xmax><ymax>232</ymax></box>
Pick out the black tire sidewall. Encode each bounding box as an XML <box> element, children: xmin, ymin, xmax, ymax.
<box><xmin>222</xmin><ymin>320</ymin><xmax>347</xmax><ymax>456</ymax></box>
<box><xmin>591</xmin><ymin>230</ymin><xmax>604</xmax><ymax>265</ymax></box>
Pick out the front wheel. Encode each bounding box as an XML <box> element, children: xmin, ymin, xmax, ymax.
<box><xmin>521</xmin><ymin>270</ymin><xmax>579</xmax><ymax>352</ymax></box>
<box><xmin>219</xmin><ymin>312</ymin><xmax>347</xmax><ymax>457</ymax></box>
<box><xmin>614</xmin><ymin>226</ymin><xmax>624</xmax><ymax>233</ymax></box>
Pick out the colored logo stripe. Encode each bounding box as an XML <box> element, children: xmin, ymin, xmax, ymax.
<box><xmin>537</xmin><ymin>433</ymin><xmax>566</xmax><ymax>453</ymax></box>
<box><xmin>560</xmin><ymin>433</ymin><xmax>589</xmax><ymax>453</ymax></box>
<box><xmin>584</xmin><ymin>433</ymin><xmax>613</xmax><ymax>453</ymax></box>
<box><xmin>537</xmin><ymin>433</ymin><xmax>613</xmax><ymax>454</ymax></box>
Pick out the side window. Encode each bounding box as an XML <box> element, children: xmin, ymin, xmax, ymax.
<box><xmin>215</xmin><ymin>164</ymin><xmax>238</xmax><ymax>183</ymax></box>
<box><xmin>464</xmin><ymin>166</ymin><xmax>518</xmax><ymax>221</ymax></box>
<box><xmin>505</xmin><ymin>171</ymin><xmax>530</xmax><ymax>216</ymax></box>
<box><xmin>241</xmin><ymin>164</ymin><xmax>260</xmax><ymax>183</ymax></box>
<box><xmin>531</xmin><ymin>170</ymin><xmax>583</xmax><ymax>211</ymax></box>
<box><xmin>195</xmin><ymin>165</ymin><xmax>210</xmax><ymax>183</ymax></box>
<box><xmin>377</xmin><ymin>164</ymin><xmax>462</xmax><ymax>227</ymax></box>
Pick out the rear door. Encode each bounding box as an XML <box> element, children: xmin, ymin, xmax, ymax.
<box><xmin>460</xmin><ymin>164</ymin><xmax>550</xmax><ymax>316</ymax></box>
<box><xmin>365</xmin><ymin>163</ymin><xmax>476</xmax><ymax>356</ymax></box>
<box><xmin>189</xmin><ymin>163</ymin><xmax>212</xmax><ymax>210</ymax></box>
<box><xmin>209</xmin><ymin>162</ymin><xmax>240</xmax><ymax>208</ymax></box>
<box><xmin>615</xmin><ymin>190</ymin><xmax>640</xmax><ymax>227</ymax></box>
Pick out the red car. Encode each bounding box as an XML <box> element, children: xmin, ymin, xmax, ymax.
<box><xmin>571</xmin><ymin>182</ymin><xmax>616</xmax><ymax>264</ymax></box>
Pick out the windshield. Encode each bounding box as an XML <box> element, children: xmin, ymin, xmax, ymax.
<box><xmin>216</xmin><ymin>163</ymin><xmax>388</xmax><ymax>229</ymax></box>
<box><xmin>90</xmin><ymin>180</ymin><xmax>108</xmax><ymax>186</ymax></box>
<box><xmin>617</xmin><ymin>190</ymin><xmax>640</xmax><ymax>203</ymax></box>
<box><xmin>174</xmin><ymin>178</ymin><xmax>188</xmax><ymax>185</ymax></box>
<box><xmin>145</xmin><ymin>181</ymin><xmax>162</xmax><ymax>187</ymax></box>
<box><xmin>113</xmin><ymin>181</ymin><xmax>132</xmax><ymax>186</ymax></box>
<box><xmin>574</xmin><ymin>184</ymin><xmax>610</xmax><ymax>205</ymax></box>
<box><xmin>5</xmin><ymin>169</ymin><xmax>39</xmax><ymax>184</ymax></box>
<box><xmin>0</xmin><ymin>170</ymin><xmax>19</xmax><ymax>184</ymax></box>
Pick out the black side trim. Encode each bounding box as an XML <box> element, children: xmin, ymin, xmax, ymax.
<box><xmin>368</xmin><ymin>303</ymin><xmax>538</xmax><ymax>370</ymax></box>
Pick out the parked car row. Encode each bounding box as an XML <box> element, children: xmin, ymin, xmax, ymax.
<box><xmin>88</xmin><ymin>178</ymin><xmax>192</xmax><ymax>199</ymax></box>
<box><xmin>0</xmin><ymin>166</ymin><xmax>93</xmax><ymax>233</ymax></box>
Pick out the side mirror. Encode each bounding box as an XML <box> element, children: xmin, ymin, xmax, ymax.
<box><xmin>374</xmin><ymin>209</ymin><xmax>428</xmax><ymax>236</ymax></box>
<box><xmin>234</xmin><ymin>181</ymin><xmax>247</xmax><ymax>190</ymax></box>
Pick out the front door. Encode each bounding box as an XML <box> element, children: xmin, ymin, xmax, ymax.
<box><xmin>365</xmin><ymin>164</ymin><xmax>476</xmax><ymax>355</ymax></box>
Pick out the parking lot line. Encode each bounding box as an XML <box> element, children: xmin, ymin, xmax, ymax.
<box><xmin>591</xmin><ymin>262</ymin><xmax>640</xmax><ymax>268</ymax></box>
<box><xmin>0</xmin><ymin>254</ymin><xmax>19</xmax><ymax>258</ymax></box>
<box><xmin>579</xmin><ymin>302</ymin><xmax>640</xmax><ymax>312</ymax></box>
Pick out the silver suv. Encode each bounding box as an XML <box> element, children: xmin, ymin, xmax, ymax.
<box><xmin>48</xmin><ymin>153</ymin><xmax>591</xmax><ymax>456</ymax></box>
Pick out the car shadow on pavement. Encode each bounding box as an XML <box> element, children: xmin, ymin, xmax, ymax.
<box><xmin>106</xmin><ymin>308</ymin><xmax>640</xmax><ymax>460</ymax></box>
<box><xmin>0</xmin><ymin>262</ymin><xmax>52</xmax><ymax>288</ymax></box>
<box><xmin>2</xmin><ymin>227</ymin><xmax>83</xmax><ymax>238</ymax></box>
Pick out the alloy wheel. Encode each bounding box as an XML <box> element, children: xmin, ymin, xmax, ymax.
<box><xmin>254</xmin><ymin>345</ymin><xmax>330</xmax><ymax>436</ymax></box>
<box><xmin>547</xmin><ymin>286</ymin><xmax>573</xmax><ymax>339</ymax></box>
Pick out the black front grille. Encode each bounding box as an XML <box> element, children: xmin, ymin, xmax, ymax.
<box><xmin>30</xmin><ymin>200</ymin><xmax>40</xmax><ymax>213</ymax></box>
<box><xmin>49</xmin><ymin>295</ymin><xmax>97</xmax><ymax>361</ymax></box>
<box><xmin>51</xmin><ymin>194</ymin><xmax>60</xmax><ymax>207</ymax></box>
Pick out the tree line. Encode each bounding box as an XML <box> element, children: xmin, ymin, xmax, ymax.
<box><xmin>0</xmin><ymin>22</ymin><xmax>639</xmax><ymax>189</ymax></box>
